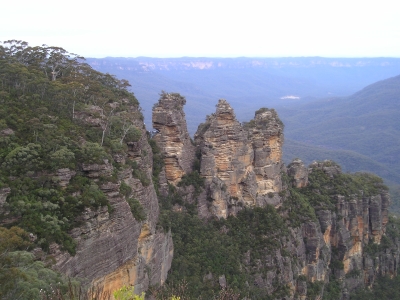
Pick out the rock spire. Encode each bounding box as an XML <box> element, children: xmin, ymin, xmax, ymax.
<box><xmin>152</xmin><ymin>92</ymin><xmax>195</xmax><ymax>185</ymax></box>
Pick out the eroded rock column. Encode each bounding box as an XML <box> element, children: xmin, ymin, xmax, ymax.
<box><xmin>152</xmin><ymin>92</ymin><xmax>195</xmax><ymax>185</ymax></box>
<box><xmin>194</xmin><ymin>100</ymin><xmax>284</xmax><ymax>217</ymax></box>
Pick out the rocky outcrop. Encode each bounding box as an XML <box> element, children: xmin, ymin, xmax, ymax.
<box><xmin>74</xmin><ymin>105</ymin><xmax>105</xmax><ymax>127</ymax></box>
<box><xmin>53</xmin><ymin>168</ymin><xmax>76</xmax><ymax>188</ymax></box>
<box><xmin>299</xmin><ymin>161</ymin><xmax>395</xmax><ymax>295</ymax></box>
<box><xmin>81</xmin><ymin>160</ymin><xmax>114</xmax><ymax>178</ymax></box>
<box><xmin>193</xmin><ymin>100</ymin><xmax>284</xmax><ymax>218</ymax></box>
<box><xmin>309</xmin><ymin>160</ymin><xmax>342</xmax><ymax>178</ymax></box>
<box><xmin>0</xmin><ymin>187</ymin><xmax>11</xmax><ymax>215</ymax></box>
<box><xmin>152</xmin><ymin>92</ymin><xmax>195</xmax><ymax>185</ymax></box>
<box><xmin>328</xmin><ymin>192</ymin><xmax>391</xmax><ymax>267</ymax></box>
<box><xmin>301</xmin><ymin>220</ymin><xmax>331</xmax><ymax>282</ymax></box>
<box><xmin>287</xmin><ymin>159</ymin><xmax>308</xmax><ymax>188</ymax></box>
<box><xmin>226</xmin><ymin>159</ymin><xmax>396</xmax><ymax>299</ymax></box>
<box><xmin>247</xmin><ymin>108</ymin><xmax>284</xmax><ymax>206</ymax></box>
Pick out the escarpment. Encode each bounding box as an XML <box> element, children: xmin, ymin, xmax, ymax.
<box><xmin>49</xmin><ymin>105</ymin><xmax>173</xmax><ymax>295</ymax></box>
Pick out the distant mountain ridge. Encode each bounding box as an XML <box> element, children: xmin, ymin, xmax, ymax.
<box><xmin>90</xmin><ymin>57</ymin><xmax>400</xmax><ymax>71</ymax></box>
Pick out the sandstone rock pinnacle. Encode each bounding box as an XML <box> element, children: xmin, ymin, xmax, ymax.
<box><xmin>194</xmin><ymin>100</ymin><xmax>284</xmax><ymax>218</ymax></box>
<box><xmin>152</xmin><ymin>92</ymin><xmax>195</xmax><ymax>185</ymax></box>
<box><xmin>287</xmin><ymin>159</ymin><xmax>309</xmax><ymax>188</ymax></box>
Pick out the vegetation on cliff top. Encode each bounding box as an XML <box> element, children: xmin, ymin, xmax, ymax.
<box><xmin>0</xmin><ymin>40</ymin><xmax>143</xmax><ymax>254</ymax></box>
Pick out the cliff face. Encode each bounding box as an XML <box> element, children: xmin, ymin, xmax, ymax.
<box><xmin>193</xmin><ymin>100</ymin><xmax>284</xmax><ymax>218</ymax></box>
<box><xmin>189</xmin><ymin>160</ymin><xmax>396</xmax><ymax>299</ymax></box>
<box><xmin>2</xmin><ymin>75</ymin><xmax>394</xmax><ymax>299</ymax></box>
<box><xmin>49</xmin><ymin>106</ymin><xmax>173</xmax><ymax>295</ymax></box>
<box><xmin>152</xmin><ymin>92</ymin><xmax>195</xmax><ymax>185</ymax></box>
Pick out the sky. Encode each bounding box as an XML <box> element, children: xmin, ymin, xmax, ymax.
<box><xmin>2</xmin><ymin>0</ymin><xmax>400</xmax><ymax>58</ymax></box>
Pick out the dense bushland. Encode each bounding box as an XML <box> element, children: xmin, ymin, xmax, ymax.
<box><xmin>158</xmin><ymin>206</ymin><xmax>290</xmax><ymax>299</ymax></box>
<box><xmin>0</xmin><ymin>40</ymin><xmax>142</xmax><ymax>253</ymax></box>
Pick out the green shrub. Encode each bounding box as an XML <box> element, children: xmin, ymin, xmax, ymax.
<box><xmin>330</xmin><ymin>258</ymin><xmax>344</xmax><ymax>270</ymax></box>
<box><xmin>323</xmin><ymin>280</ymin><xmax>341</xmax><ymax>300</ymax></box>
<box><xmin>80</xmin><ymin>183</ymin><xmax>108</xmax><ymax>208</ymax></box>
<box><xmin>113</xmin><ymin>285</ymin><xmax>145</xmax><ymax>300</ymax></box>
<box><xmin>178</xmin><ymin>171</ymin><xmax>205</xmax><ymax>196</ymax></box>
<box><xmin>158</xmin><ymin>205</ymin><xmax>289</xmax><ymax>299</ymax></box>
<box><xmin>2</xmin><ymin>143</ymin><xmax>43</xmax><ymax>174</ymax></box>
<box><xmin>79</xmin><ymin>142</ymin><xmax>110</xmax><ymax>164</ymax></box>
<box><xmin>120</xmin><ymin>181</ymin><xmax>132</xmax><ymax>198</ymax></box>
<box><xmin>127</xmin><ymin>198</ymin><xmax>146</xmax><ymax>222</ymax></box>
<box><xmin>307</xmin><ymin>281</ymin><xmax>323</xmax><ymax>299</ymax></box>
<box><xmin>149</xmin><ymin>138</ymin><xmax>164</xmax><ymax>193</ymax></box>
<box><xmin>132</xmin><ymin>169</ymin><xmax>150</xmax><ymax>187</ymax></box>
<box><xmin>49</xmin><ymin>147</ymin><xmax>75</xmax><ymax>169</ymax></box>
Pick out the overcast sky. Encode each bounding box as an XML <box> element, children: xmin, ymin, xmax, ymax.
<box><xmin>2</xmin><ymin>0</ymin><xmax>399</xmax><ymax>58</ymax></box>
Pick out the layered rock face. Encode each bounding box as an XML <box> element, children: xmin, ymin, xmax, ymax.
<box><xmin>152</xmin><ymin>92</ymin><xmax>195</xmax><ymax>185</ymax></box>
<box><xmin>193</xmin><ymin>100</ymin><xmax>284</xmax><ymax>218</ymax></box>
<box><xmin>293</xmin><ymin>160</ymin><xmax>395</xmax><ymax>295</ymax></box>
<box><xmin>50</xmin><ymin>106</ymin><xmax>173</xmax><ymax>295</ymax></box>
<box><xmin>327</xmin><ymin>190</ymin><xmax>391</xmax><ymax>281</ymax></box>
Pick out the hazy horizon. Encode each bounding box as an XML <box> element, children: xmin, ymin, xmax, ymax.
<box><xmin>94</xmin><ymin>55</ymin><xmax>400</xmax><ymax>59</ymax></box>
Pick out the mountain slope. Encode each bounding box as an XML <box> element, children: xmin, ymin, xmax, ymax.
<box><xmin>283</xmin><ymin>139</ymin><xmax>400</xmax><ymax>183</ymax></box>
<box><xmin>279</xmin><ymin>75</ymin><xmax>400</xmax><ymax>184</ymax></box>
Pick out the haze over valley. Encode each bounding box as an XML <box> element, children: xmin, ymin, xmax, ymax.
<box><xmin>88</xmin><ymin>57</ymin><xmax>400</xmax><ymax>185</ymax></box>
